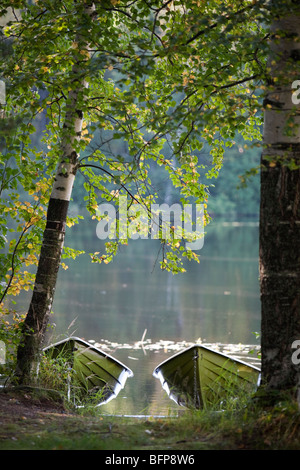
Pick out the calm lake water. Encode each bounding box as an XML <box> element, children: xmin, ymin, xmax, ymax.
<box><xmin>45</xmin><ymin>217</ymin><xmax>261</xmax><ymax>416</ymax></box>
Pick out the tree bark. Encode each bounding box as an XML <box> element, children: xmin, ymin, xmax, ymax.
<box><xmin>259</xmin><ymin>8</ymin><xmax>300</xmax><ymax>401</ymax></box>
<box><xmin>15</xmin><ymin>3</ymin><xmax>95</xmax><ymax>384</ymax></box>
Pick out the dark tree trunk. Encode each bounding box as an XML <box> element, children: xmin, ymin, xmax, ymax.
<box><xmin>15</xmin><ymin>196</ymin><xmax>73</xmax><ymax>382</ymax></box>
<box><xmin>259</xmin><ymin>8</ymin><xmax>300</xmax><ymax>401</ymax></box>
<box><xmin>260</xmin><ymin>151</ymin><xmax>300</xmax><ymax>392</ymax></box>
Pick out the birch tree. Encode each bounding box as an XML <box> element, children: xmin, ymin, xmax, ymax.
<box><xmin>1</xmin><ymin>0</ymin><xmax>216</xmax><ymax>383</ymax></box>
<box><xmin>1</xmin><ymin>0</ymin><xmax>299</xmax><ymax>402</ymax></box>
<box><xmin>0</xmin><ymin>0</ymin><xmax>265</xmax><ymax>384</ymax></box>
<box><xmin>15</xmin><ymin>3</ymin><xmax>96</xmax><ymax>382</ymax></box>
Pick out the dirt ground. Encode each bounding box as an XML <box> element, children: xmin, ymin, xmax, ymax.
<box><xmin>1</xmin><ymin>386</ymin><xmax>300</xmax><ymax>451</ymax></box>
<box><xmin>0</xmin><ymin>386</ymin><xmax>75</xmax><ymax>448</ymax></box>
<box><xmin>0</xmin><ymin>387</ymin><xmax>227</xmax><ymax>450</ymax></box>
<box><xmin>0</xmin><ymin>387</ymin><xmax>67</xmax><ymax>421</ymax></box>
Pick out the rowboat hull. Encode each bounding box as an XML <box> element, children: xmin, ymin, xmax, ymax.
<box><xmin>153</xmin><ymin>345</ymin><xmax>261</xmax><ymax>409</ymax></box>
<box><xmin>43</xmin><ymin>337</ymin><xmax>133</xmax><ymax>406</ymax></box>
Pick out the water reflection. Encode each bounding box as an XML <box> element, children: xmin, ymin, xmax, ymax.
<box><xmin>47</xmin><ymin>219</ymin><xmax>261</xmax><ymax>415</ymax></box>
<box><xmin>72</xmin><ymin>339</ymin><xmax>261</xmax><ymax>416</ymax></box>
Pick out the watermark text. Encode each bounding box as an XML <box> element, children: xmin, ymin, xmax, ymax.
<box><xmin>291</xmin><ymin>80</ymin><xmax>300</xmax><ymax>105</ymax></box>
<box><xmin>96</xmin><ymin>195</ymin><xmax>205</xmax><ymax>250</ymax></box>
<box><xmin>0</xmin><ymin>80</ymin><xmax>5</xmax><ymax>106</ymax></box>
<box><xmin>0</xmin><ymin>341</ymin><xmax>5</xmax><ymax>365</ymax></box>
<box><xmin>292</xmin><ymin>340</ymin><xmax>300</xmax><ymax>365</ymax></box>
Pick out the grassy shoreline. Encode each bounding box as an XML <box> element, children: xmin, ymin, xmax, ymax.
<box><xmin>0</xmin><ymin>387</ymin><xmax>300</xmax><ymax>450</ymax></box>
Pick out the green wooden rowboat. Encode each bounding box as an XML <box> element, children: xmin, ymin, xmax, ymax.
<box><xmin>153</xmin><ymin>344</ymin><xmax>261</xmax><ymax>409</ymax></box>
<box><xmin>43</xmin><ymin>337</ymin><xmax>133</xmax><ymax>406</ymax></box>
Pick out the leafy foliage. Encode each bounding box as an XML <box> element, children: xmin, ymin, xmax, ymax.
<box><xmin>0</xmin><ymin>311</ymin><xmax>25</xmax><ymax>379</ymax></box>
<box><xmin>0</xmin><ymin>0</ymin><xmax>271</xmax><ymax>315</ymax></box>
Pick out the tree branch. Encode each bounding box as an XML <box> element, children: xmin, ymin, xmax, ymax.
<box><xmin>79</xmin><ymin>163</ymin><xmax>141</xmax><ymax>206</ymax></box>
<box><xmin>0</xmin><ymin>221</ymin><xmax>34</xmax><ymax>305</ymax></box>
<box><xmin>185</xmin><ymin>2</ymin><xmax>262</xmax><ymax>46</ymax></box>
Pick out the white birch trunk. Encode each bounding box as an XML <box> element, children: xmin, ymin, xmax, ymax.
<box><xmin>16</xmin><ymin>4</ymin><xmax>95</xmax><ymax>383</ymax></box>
